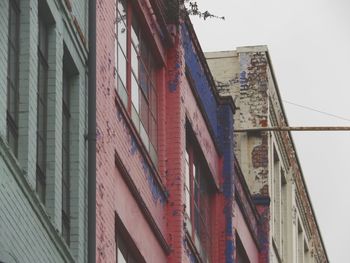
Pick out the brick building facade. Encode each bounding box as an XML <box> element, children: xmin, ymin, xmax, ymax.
<box><xmin>206</xmin><ymin>46</ymin><xmax>329</xmax><ymax>263</ymax></box>
<box><xmin>0</xmin><ymin>0</ymin><xmax>88</xmax><ymax>262</ymax></box>
<box><xmin>0</xmin><ymin>1</ymin><xmax>329</xmax><ymax>263</ymax></box>
<box><xmin>95</xmin><ymin>0</ymin><xmax>263</xmax><ymax>262</ymax></box>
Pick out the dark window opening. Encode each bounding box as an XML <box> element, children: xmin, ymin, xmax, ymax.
<box><xmin>236</xmin><ymin>234</ymin><xmax>250</xmax><ymax>263</ymax></box>
<box><xmin>115</xmin><ymin>214</ymin><xmax>145</xmax><ymax>263</ymax></box>
<box><xmin>36</xmin><ymin>14</ymin><xmax>49</xmax><ymax>204</ymax></box>
<box><xmin>61</xmin><ymin>47</ymin><xmax>78</xmax><ymax>245</ymax></box>
<box><xmin>61</xmin><ymin>69</ymin><xmax>71</xmax><ymax>245</ymax></box>
<box><xmin>6</xmin><ymin>0</ymin><xmax>20</xmax><ymax>157</ymax></box>
<box><xmin>185</xmin><ymin>124</ymin><xmax>215</xmax><ymax>262</ymax></box>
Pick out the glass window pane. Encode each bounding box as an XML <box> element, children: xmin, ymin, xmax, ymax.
<box><xmin>140</xmin><ymin>122</ymin><xmax>149</xmax><ymax>151</ymax></box>
<box><xmin>36</xmin><ymin>171</ymin><xmax>45</xmax><ymax>203</ymax></box>
<box><xmin>139</xmin><ymin>62</ymin><xmax>148</xmax><ymax>96</ymax></box>
<box><xmin>140</xmin><ymin>40</ymin><xmax>149</xmax><ymax>69</ymax></box>
<box><xmin>117</xmin><ymin>247</ymin><xmax>127</xmax><ymax>263</ymax></box>
<box><xmin>131</xmin><ymin>45</ymin><xmax>138</xmax><ymax>80</ymax></box>
<box><xmin>131</xmin><ymin>17</ymin><xmax>139</xmax><ymax>50</ymax></box>
<box><xmin>39</xmin><ymin>20</ymin><xmax>47</xmax><ymax>56</ymax></box>
<box><xmin>150</xmin><ymin>116</ymin><xmax>157</xmax><ymax>150</ymax></box>
<box><xmin>117</xmin><ymin>46</ymin><xmax>127</xmax><ymax>87</ymax></box>
<box><xmin>140</xmin><ymin>92</ymin><xmax>149</xmax><ymax>131</ymax></box>
<box><xmin>117</xmin><ymin>0</ymin><xmax>127</xmax><ymax>23</ymax></box>
<box><xmin>150</xmin><ymin>85</ymin><xmax>157</xmax><ymax>116</ymax></box>
<box><xmin>149</xmin><ymin>142</ymin><xmax>157</xmax><ymax>165</ymax></box>
<box><xmin>37</xmin><ymin>101</ymin><xmax>45</xmax><ymax>133</ymax></box>
<box><xmin>9</xmin><ymin>5</ymin><xmax>19</xmax><ymax>45</ymax></box>
<box><xmin>37</xmin><ymin>137</ymin><xmax>45</xmax><ymax>170</ymax></box>
<box><xmin>7</xmin><ymin>85</ymin><xmax>17</xmax><ymax>119</ymax></box>
<box><xmin>38</xmin><ymin>61</ymin><xmax>48</xmax><ymax>96</ymax></box>
<box><xmin>131</xmin><ymin>74</ymin><xmax>139</xmax><ymax>112</ymax></box>
<box><xmin>131</xmin><ymin>104</ymin><xmax>140</xmax><ymax>132</ymax></box>
<box><xmin>117</xmin><ymin>18</ymin><xmax>127</xmax><ymax>54</ymax></box>
<box><xmin>7</xmin><ymin>126</ymin><xmax>17</xmax><ymax>154</ymax></box>
<box><xmin>8</xmin><ymin>46</ymin><xmax>17</xmax><ymax>85</ymax></box>
<box><xmin>118</xmin><ymin>77</ymin><xmax>128</xmax><ymax>107</ymax></box>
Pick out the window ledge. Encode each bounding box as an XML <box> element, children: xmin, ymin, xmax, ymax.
<box><xmin>0</xmin><ymin>136</ymin><xmax>75</xmax><ymax>262</ymax></box>
<box><xmin>115</xmin><ymin>93</ymin><xmax>168</xmax><ymax>200</ymax></box>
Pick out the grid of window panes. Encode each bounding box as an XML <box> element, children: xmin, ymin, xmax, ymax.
<box><xmin>115</xmin><ymin>0</ymin><xmax>158</xmax><ymax>164</ymax></box>
<box><xmin>6</xmin><ymin>0</ymin><xmax>20</xmax><ymax>156</ymax></box>
<box><xmin>185</xmin><ymin>142</ymin><xmax>212</xmax><ymax>262</ymax></box>
<box><xmin>185</xmin><ymin>149</ymin><xmax>192</xmax><ymax>231</ymax></box>
<box><xmin>62</xmin><ymin>71</ymin><xmax>70</xmax><ymax>245</ymax></box>
<box><xmin>36</xmin><ymin>17</ymin><xmax>49</xmax><ymax>204</ymax></box>
<box><xmin>193</xmin><ymin>160</ymin><xmax>212</xmax><ymax>262</ymax></box>
<box><xmin>115</xmin><ymin>0</ymin><xmax>128</xmax><ymax>107</ymax></box>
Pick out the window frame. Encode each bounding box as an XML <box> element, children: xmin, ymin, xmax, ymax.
<box><xmin>6</xmin><ymin>0</ymin><xmax>21</xmax><ymax>157</ymax></box>
<box><xmin>115</xmin><ymin>213</ymin><xmax>145</xmax><ymax>263</ymax></box>
<box><xmin>61</xmin><ymin>68</ymin><xmax>71</xmax><ymax>245</ymax></box>
<box><xmin>115</xmin><ymin>0</ymin><xmax>159</xmax><ymax>165</ymax></box>
<box><xmin>36</xmin><ymin>14</ymin><xmax>49</xmax><ymax>204</ymax></box>
<box><xmin>185</xmin><ymin>127</ymin><xmax>214</xmax><ymax>262</ymax></box>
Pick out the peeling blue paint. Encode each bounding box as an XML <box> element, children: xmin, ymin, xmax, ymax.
<box><xmin>218</xmin><ymin>104</ymin><xmax>235</xmax><ymax>263</ymax></box>
<box><xmin>130</xmin><ymin>135</ymin><xmax>138</xmax><ymax>155</ymax></box>
<box><xmin>115</xmin><ymin>105</ymin><xmax>167</xmax><ymax>206</ymax></box>
<box><xmin>240</xmin><ymin>70</ymin><xmax>248</xmax><ymax>89</ymax></box>
<box><xmin>181</xmin><ymin>25</ymin><xmax>218</xmax><ymax>138</ymax></box>
<box><xmin>141</xmin><ymin>159</ymin><xmax>166</xmax><ymax>206</ymax></box>
<box><xmin>184</xmin><ymin>238</ymin><xmax>197</xmax><ymax>263</ymax></box>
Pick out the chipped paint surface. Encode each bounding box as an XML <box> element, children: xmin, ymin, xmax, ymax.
<box><xmin>96</xmin><ymin>0</ymin><xmax>168</xmax><ymax>262</ymax></box>
<box><xmin>181</xmin><ymin>25</ymin><xmax>219</xmax><ymax>139</ymax></box>
<box><xmin>218</xmin><ymin>105</ymin><xmax>235</xmax><ymax>263</ymax></box>
<box><xmin>207</xmin><ymin>47</ymin><xmax>328</xmax><ymax>263</ymax></box>
<box><xmin>182</xmin><ymin>76</ymin><xmax>220</xmax><ymax>186</ymax></box>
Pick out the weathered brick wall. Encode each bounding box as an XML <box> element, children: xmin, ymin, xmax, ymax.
<box><xmin>96</xmin><ymin>0</ymin><xmax>168</xmax><ymax>262</ymax></box>
<box><xmin>0</xmin><ymin>0</ymin><xmax>88</xmax><ymax>262</ymax></box>
<box><xmin>206</xmin><ymin>46</ymin><xmax>328</xmax><ymax>263</ymax></box>
<box><xmin>0</xmin><ymin>137</ymin><xmax>73</xmax><ymax>263</ymax></box>
<box><xmin>180</xmin><ymin>23</ymin><xmax>236</xmax><ymax>263</ymax></box>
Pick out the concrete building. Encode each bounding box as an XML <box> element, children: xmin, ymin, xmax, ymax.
<box><xmin>0</xmin><ymin>0</ymin><xmax>88</xmax><ymax>262</ymax></box>
<box><xmin>206</xmin><ymin>46</ymin><xmax>329</xmax><ymax>263</ymax></box>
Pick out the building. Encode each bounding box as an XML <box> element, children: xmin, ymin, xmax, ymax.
<box><xmin>0</xmin><ymin>0</ymin><xmax>88</xmax><ymax>262</ymax></box>
<box><xmin>0</xmin><ymin>1</ymin><xmax>330</xmax><ymax>263</ymax></box>
<box><xmin>206</xmin><ymin>46</ymin><xmax>329</xmax><ymax>263</ymax></box>
<box><xmin>94</xmin><ymin>0</ymin><xmax>266</xmax><ymax>262</ymax></box>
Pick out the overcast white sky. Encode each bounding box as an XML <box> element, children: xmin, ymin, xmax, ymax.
<box><xmin>191</xmin><ymin>1</ymin><xmax>350</xmax><ymax>262</ymax></box>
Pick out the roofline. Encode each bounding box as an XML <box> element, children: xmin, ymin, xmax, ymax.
<box><xmin>184</xmin><ymin>16</ymin><xmax>236</xmax><ymax>112</ymax></box>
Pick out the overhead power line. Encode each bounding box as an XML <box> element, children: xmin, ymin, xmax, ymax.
<box><xmin>283</xmin><ymin>99</ymin><xmax>350</xmax><ymax>122</ymax></box>
<box><xmin>234</xmin><ymin>126</ymin><xmax>350</xmax><ymax>132</ymax></box>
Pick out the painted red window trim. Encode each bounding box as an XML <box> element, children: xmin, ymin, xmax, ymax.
<box><xmin>116</xmin><ymin>0</ymin><xmax>160</xmax><ymax>166</ymax></box>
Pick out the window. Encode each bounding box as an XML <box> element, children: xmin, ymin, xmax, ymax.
<box><xmin>117</xmin><ymin>235</ymin><xmax>137</xmax><ymax>263</ymax></box>
<box><xmin>273</xmin><ymin>148</ymin><xmax>282</xmax><ymax>251</ymax></box>
<box><xmin>62</xmin><ymin>69</ymin><xmax>71</xmax><ymax>245</ymax></box>
<box><xmin>6</xmin><ymin>0</ymin><xmax>20</xmax><ymax>156</ymax></box>
<box><xmin>115</xmin><ymin>214</ymin><xmax>145</xmax><ymax>263</ymax></box>
<box><xmin>185</xmin><ymin>129</ymin><xmax>213</xmax><ymax>262</ymax></box>
<box><xmin>36</xmin><ymin>15</ymin><xmax>49</xmax><ymax>204</ymax></box>
<box><xmin>297</xmin><ymin>221</ymin><xmax>304</xmax><ymax>263</ymax></box>
<box><xmin>236</xmin><ymin>234</ymin><xmax>250</xmax><ymax>263</ymax></box>
<box><xmin>115</xmin><ymin>0</ymin><xmax>158</xmax><ymax>164</ymax></box>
